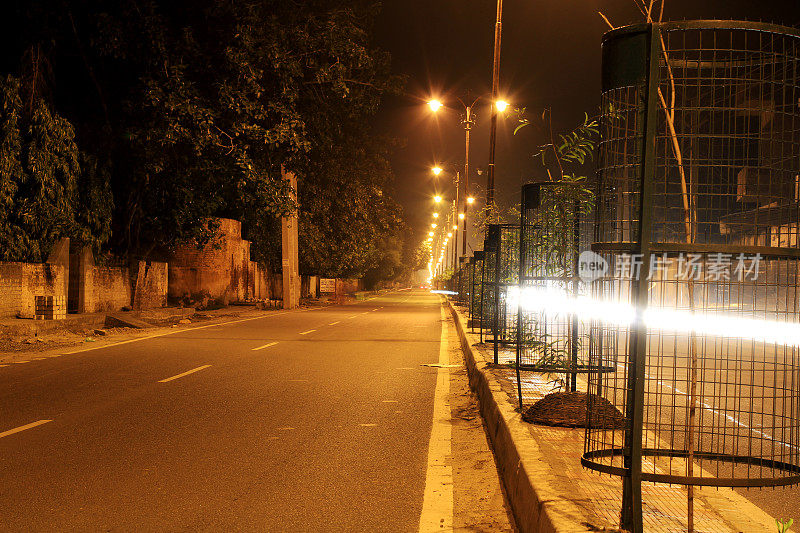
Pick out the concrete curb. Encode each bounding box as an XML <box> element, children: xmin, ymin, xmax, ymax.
<box><xmin>446</xmin><ymin>300</ymin><xmax>590</xmax><ymax>533</ymax></box>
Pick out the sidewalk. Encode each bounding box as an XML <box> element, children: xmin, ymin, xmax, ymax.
<box><xmin>446</xmin><ymin>299</ymin><xmax>779</xmax><ymax>533</ymax></box>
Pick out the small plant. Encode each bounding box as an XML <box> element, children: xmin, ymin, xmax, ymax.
<box><xmin>777</xmin><ymin>518</ymin><xmax>793</xmax><ymax>533</ymax></box>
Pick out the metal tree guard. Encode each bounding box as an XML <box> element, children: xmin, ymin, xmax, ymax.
<box><xmin>582</xmin><ymin>20</ymin><xmax>800</xmax><ymax>532</ymax></box>
<box><xmin>470</xmin><ymin>251</ymin><xmax>485</xmax><ymax>333</ymax></box>
<box><xmin>515</xmin><ymin>183</ymin><xmax>585</xmax><ymax>408</ymax></box>
<box><xmin>480</xmin><ymin>223</ymin><xmax>520</xmax><ymax>363</ymax></box>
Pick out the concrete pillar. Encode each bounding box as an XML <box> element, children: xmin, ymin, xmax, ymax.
<box><xmin>281</xmin><ymin>168</ymin><xmax>300</xmax><ymax>309</ymax></box>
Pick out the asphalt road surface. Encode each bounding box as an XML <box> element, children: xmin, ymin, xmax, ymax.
<box><xmin>0</xmin><ymin>290</ymin><xmax>513</xmax><ymax>531</ymax></box>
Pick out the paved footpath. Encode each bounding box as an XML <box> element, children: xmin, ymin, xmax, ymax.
<box><xmin>0</xmin><ymin>290</ymin><xmax>514</xmax><ymax>532</ymax></box>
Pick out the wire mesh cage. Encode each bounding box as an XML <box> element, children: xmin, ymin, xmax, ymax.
<box><xmin>469</xmin><ymin>251</ymin><xmax>484</xmax><ymax>332</ymax></box>
<box><xmin>583</xmin><ymin>21</ymin><xmax>800</xmax><ymax>528</ymax></box>
<box><xmin>480</xmin><ymin>224</ymin><xmax>520</xmax><ymax>363</ymax></box>
<box><xmin>455</xmin><ymin>257</ymin><xmax>470</xmax><ymax>306</ymax></box>
<box><xmin>515</xmin><ymin>182</ymin><xmax>591</xmax><ymax>405</ymax></box>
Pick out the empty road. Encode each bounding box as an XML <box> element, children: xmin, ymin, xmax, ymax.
<box><xmin>0</xmin><ymin>290</ymin><xmax>513</xmax><ymax>531</ymax></box>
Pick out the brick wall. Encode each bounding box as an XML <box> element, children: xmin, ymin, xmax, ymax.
<box><xmin>168</xmin><ymin>217</ymin><xmax>256</xmax><ymax>302</ymax></box>
<box><xmin>134</xmin><ymin>261</ymin><xmax>168</xmax><ymax>310</ymax></box>
<box><xmin>0</xmin><ymin>262</ymin><xmax>66</xmax><ymax>318</ymax></box>
<box><xmin>91</xmin><ymin>266</ymin><xmax>132</xmax><ymax>312</ymax></box>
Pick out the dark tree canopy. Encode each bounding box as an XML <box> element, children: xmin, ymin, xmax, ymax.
<box><xmin>0</xmin><ymin>0</ymin><xmax>416</xmax><ymax>283</ymax></box>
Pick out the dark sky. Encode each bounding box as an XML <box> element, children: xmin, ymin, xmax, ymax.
<box><xmin>372</xmin><ymin>0</ymin><xmax>800</xmax><ymax>252</ymax></box>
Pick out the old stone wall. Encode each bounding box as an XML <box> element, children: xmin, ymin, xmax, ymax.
<box><xmin>168</xmin><ymin>218</ymin><xmax>255</xmax><ymax>302</ymax></box>
<box><xmin>91</xmin><ymin>266</ymin><xmax>132</xmax><ymax>312</ymax></box>
<box><xmin>0</xmin><ymin>262</ymin><xmax>66</xmax><ymax>318</ymax></box>
<box><xmin>133</xmin><ymin>261</ymin><xmax>168</xmax><ymax>310</ymax></box>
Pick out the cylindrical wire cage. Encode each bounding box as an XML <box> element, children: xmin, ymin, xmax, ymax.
<box><xmin>516</xmin><ymin>183</ymin><xmax>585</xmax><ymax>401</ymax></box>
<box><xmin>480</xmin><ymin>223</ymin><xmax>520</xmax><ymax>363</ymax></box>
<box><xmin>583</xmin><ymin>19</ymin><xmax>800</xmax><ymax>498</ymax></box>
<box><xmin>470</xmin><ymin>251</ymin><xmax>484</xmax><ymax>332</ymax></box>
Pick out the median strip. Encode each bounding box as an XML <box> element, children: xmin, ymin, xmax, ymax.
<box><xmin>158</xmin><ymin>365</ymin><xmax>212</xmax><ymax>383</ymax></box>
<box><xmin>251</xmin><ymin>342</ymin><xmax>279</xmax><ymax>351</ymax></box>
<box><xmin>0</xmin><ymin>419</ymin><xmax>52</xmax><ymax>439</ymax></box>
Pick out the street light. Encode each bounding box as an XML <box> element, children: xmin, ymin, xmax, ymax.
<box><xmin>495</xmin><ymin>99</ymin><xmax>509</xmax><ymax>112</ymax></box>
<box><xmin>432</xmin><ymin>212</ymin><xmax>439</xmax><ymax>218</ymax></box>
<box><xmin>433</xmin><ymin>195</ymin><xmax>442</xmax><ymax>203</ymax></box>
<box><xmin>428</xmin><ymin>99</ymin><xmax>443</xmax><ymax>112</ymax></box>
<box><xmin>458</xmin><ymin>213</ymin><xmax>465</xmax><ymax>220</ymax></box>
<box><xmin>431</xmin><ymin>223</ymin><xmax>437</xmax><ymax>228</ymax></box>
<box><xmin>431</xmin><ymin>166</ymin><xmax>443</xmax><ymax>176</ymax></box>
<box><xmin>467</xmin><ymin>196</ymin><xmax>475</xmax><ymax>205</ymax></box>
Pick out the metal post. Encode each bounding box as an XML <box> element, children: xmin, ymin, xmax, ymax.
<box><xmin>620</xmin><ymin>23</ymin><xmax>661</xmax><ymax>533</ymax></box>
<box><xmin>486</xmin><ymin>0</ymin><xmax>503</xmax><ymax>220</ymax></box>
<box><xmin>570</xmin><ymin>199</ymin><xmax>580</xmax><ymax>393</ymax></box>
<box><xmin>463</xmin><ymin>107</ymin><xmax>472</xmax><ymax>256</ymax></box>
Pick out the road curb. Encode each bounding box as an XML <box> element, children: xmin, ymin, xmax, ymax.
<box><xmin>445</xmin><ymin>300</ymin><xmax>589</xmax><ymax>533</ymax></box>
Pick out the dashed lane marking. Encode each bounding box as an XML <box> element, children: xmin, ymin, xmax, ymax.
<box><xmin>251</xmin><ymin>342</ymin><xmax>279</xmax><ymax>351</ymax></box>
<box><xmin>328</xmin><ymin>321</ymin><xmax>340</xmax><ymax>326</ymax></box>
<box><xmin>158</xmin><ymin>365</ymin><xmax>212</xmax><ymax>383</ymax></box>
<box><xmin>0</xmin><ymin>419</ymin><xmax>52</xmax><ymax>439</ymax></box>
<box><xmin>298</xmin><ymin>329</ymin><xmax>316</xmax><ymax>335</ymax></box>
<box><xmin>360</xmin><ymin>423</ymin><xmax>378</xmax><ymax>427</ymax></box>
<box><xmin>382</xmin><ymin>400</ymin><xmax>398</xmax><ymax>403</ymax></box>
<box><xmin>277</xmin><ymin>427</ymin><xmax>295</xmax><ymax>430</ymax></box>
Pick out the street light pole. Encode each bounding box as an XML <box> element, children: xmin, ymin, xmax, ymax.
<box><xmin>486</xmin><ymin>0</ymin><xmax>504</xmax><ymax>221</ymax></box>
<box><xmin>462</xmin><ymin>105</ymin><xmax>473</xmax><ymax>256</ymax></box>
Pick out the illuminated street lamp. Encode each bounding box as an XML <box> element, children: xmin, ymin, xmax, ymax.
<box><xmin>427</xmin><ymin>99</ymin><xmax>443</xmax><ymax>112</ymax></box>
<box><xmin>432</xmin><ymin>212</ymin><xmax>439</xmax><ymax>218</ymax></box>
<box><xmin>431</xmin><ymin>223</ymin><xmax>437</xmax><ymax>228</ymax></box>
<box><xmin>434</xmin><ymin>195</ymin><xmax>442</xmax><ymax>203</ymax></box>
<box><xmin>467</xmin><ymin>196</ymin><xmax>475</xmax><ymax>205</ymax></box>
<box><xmin>458</xmin><ymin>213</ymin><xmax>465</xmax><ymax>220</ymax></box>
<box><xmin>495</xmin><ymin>99</ymin><xmax>509</xmax><ymax>112</ymax></box>
<box><xmin>431</xmin><ymin>166</ymin><xmax>443</xmax><ymax>176</ymax></box>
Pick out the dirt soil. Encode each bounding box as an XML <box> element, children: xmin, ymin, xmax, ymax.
<box><xmin>522</xmin><ymin>391</ymin><xmax>626</xmax><ymax>429</ymax></box>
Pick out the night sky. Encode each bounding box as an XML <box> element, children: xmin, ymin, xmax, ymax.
<box><xmin>372</xmin><ymin>1</ymin><xmax>800</xmax><ymax>252</ymax></box>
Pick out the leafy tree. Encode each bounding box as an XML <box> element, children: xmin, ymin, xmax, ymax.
<box><xmin>0</xmin><ymin>74</ymin><xmax>110</xmax><ymax>261</ymax></box>
<box><xmin>2</xmin><ymin>0</ymin><xmax>406</xmax><ymax>283</ymax></box>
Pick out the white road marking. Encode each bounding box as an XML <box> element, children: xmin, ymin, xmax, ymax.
<box><xmin>299</xmin><ymin>329</ymin><xmax>316</xmax><ymax>335</ymax></box>
<box><xmin>418</xmin><ymin>305</ymin><xmax>453</xmax><ymax>532</ymax></box>
<box><xmin>0</xmin><ymin>419</ymin><xmax>52</xmax><ymax>439</ymax></box>
<box><xmin>382</xmin><ymin>400</ymin><xmax>398</xmax><ymax>403</ymax></box>
<box><xmin>158</xmin><ymin>365</ymin><xmax>212</xmax><ymax>383</ymax></box>
<box><xmin>277</xmin><ymin>427</ymin><xmax>295</xmax><ymax>430</ymax></box>
<box><xmin>328</xmin><ymin>321</ymin><xmax>340</xmax><ymax>326</ymax></box>
<box><xmin>348</xmin><ymin>315</ymin><xmax>358</xmax><ymax>319</ymax></box>
<box><xmin>360</xmin><ymin>423</ymin><xmax>378</xmax><ymax>427</ymax></box>
<box><xmin>251</xmin><ymin>342</ymin><xmax>279</xmax><ymax>351</ymax></box>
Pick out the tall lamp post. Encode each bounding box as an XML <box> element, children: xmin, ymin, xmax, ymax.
<box><xmin>428</xmin><ymin>101</ymin><xmax>479</xmax><ymax>260</ymax></box>
<box><xmin>486</xmin><ymin>0</ymin><xmax>505</xmax><ymax>221</ymax></box>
